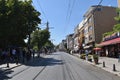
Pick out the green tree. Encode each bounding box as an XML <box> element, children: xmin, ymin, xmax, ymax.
<box><xmin>31</xmin><ymin>29</ymin><xmax>50</xmax><ymax>50</ymax></box>
<box><xmin>113</xmin><ymin>8</ymin><xmax>120</xmax><ymax>32</ymax></box>
<box><xmin>0</xmin><ymin>0</ymin><xmax>41</xmax><ymax>48</ymax></box>
<box><xmin>44</xmin><ymin>40</ymin><xmax>55</xmax><ymax>49</ymax></box>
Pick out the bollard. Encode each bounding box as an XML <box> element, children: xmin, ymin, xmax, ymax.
<box><xmin>7</xmin><ymin>63</ymin><xmax>9</xmax><ymax>68</ymax></box>
<box><xmin>103</xmin><ymin>61</ymin><xmax>105</xmax><ymax>67</ymax></box>
<box><xmin>113</xmin><ymin>64</ymin><xmax>116</xmax><ymax>71</ymax></box>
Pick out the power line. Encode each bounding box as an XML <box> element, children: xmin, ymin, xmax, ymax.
<box><xmin>33</xmin><ymin>0</ymin><xmax>50</xmax><ymax>29</ymax></box>
<box><xmin>68</xmin><ymin>0</ymin><xmax>76</xmax><ymax>23</ymax></box>
<box><xmin>98</xmin><ymin>0</ymin><xmax>103</xmax><ymax>5</ymax></box>
<box><xmin>66</xmin><ymin>0</ymin><xmax>76</xmax><ymax>23</ymax></box>
<box><xmin>93</xmin><ymin>0</ymin><xmax>103</xmax><ymax>12</ymax></box>
<box><xmin>36</xmin><ymin>0</ymin><xmax>48</xmax><ymax>21</ymax></box>
<box><xmin>64</xmin><ymin>0</ymin><xmax>76</xmax><ymax>34</ymax></box>
<box><xmin>66</xmin><ymin>0</ymin><xmax>71</xmax><ymax>21</ymax></box>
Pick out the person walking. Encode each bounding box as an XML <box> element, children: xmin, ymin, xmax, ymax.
<box><xmin>32</xmin><ymin>49</ymin><xmax>35</xmax><ymax>58</ymax></box>
<box><xmin>85</xmin><ymin>50</ymin><xmax>89</xmax><ymax>61</ymax></box>
<box><xmin>5</xmin><ymin>49</ymin><xmax>10</xmax><ymax>67</ymax></box>
<box><xmin>22</xmin><ymin>48</ymin><xmax>26</xmax><ymax>63</ymax></box>
<box><xmin>12</xmin><ymin>48</ymin><xmax>16</xmax><ymax>62</ymax></box>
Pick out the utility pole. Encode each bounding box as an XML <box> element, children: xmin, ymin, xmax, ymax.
<box><xmin>45</xmin><ymin>21</ymin><xmax>54</xmax><ymax>30</ymax></box>
<box><xmin>46</xmin><ymin>21</ymin><xmax>49</xmax><ymax>30</ymax></box>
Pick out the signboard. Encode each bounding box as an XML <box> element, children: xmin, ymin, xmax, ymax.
<box><xmin>103</xmin><ymin>32</ymin><xmax>120</xmax><ymax>41</ymax></box>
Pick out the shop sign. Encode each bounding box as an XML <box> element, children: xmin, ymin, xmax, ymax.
<box><xmin>103</xmin><ymin>32</ymin><xmax>120</xmax><ymax>41</ymax></box>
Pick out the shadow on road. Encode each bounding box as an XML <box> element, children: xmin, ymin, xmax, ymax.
<box><xmin>0</xmin><ymin>54</ymin><xmax>64</xmax><ymax>80</ymax></box>
<box><xmin>24</xmin><ymin>56</ymin><xmax>64</xmax><ymax>67</ymax></box>
<box><xmin>0</xmin><ymin>68</ymin><xmax>13</xmax><ymax>80</ymax></box>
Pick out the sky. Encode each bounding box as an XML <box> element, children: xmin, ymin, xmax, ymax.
<box><xmin>32</xmin><ymin>0</ymin><xmax>118</xmax><ymax>45</ymax></box>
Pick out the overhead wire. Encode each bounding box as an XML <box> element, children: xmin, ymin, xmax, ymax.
<box><xmin>36</xmin><ymin>0</ymin><xmax>48</xmax><ymax>21</ymax></box>
<box><xmin>32</xmin><ymin>0</ymin><xmax>49</xmax><ymax>29</ymax></box>
<box><xmin>64</xmin><ymin>0</ymin><xmax>76</xmax><ymax>34</ymax></box>
<box><xmin>66</xmin><ymin>0</ymin><xmax>71</xmax><ymax>21</ymax></box>
<box><xmin>68</xmin><ymin>0</ymin><xmax>76</xmax><ymax>23</ymax></box>
<box><xmin>98</xmin><ymin>0</ymin><xmax>103</xmax><ymax>5</ymax></box>
<box><xmin>64</xmin><ymin>0</ymin><xmax>72</xmax><ymax>34</ymax></box>
<box><xmin>64</xmin><ymin>0</ymin><xmax>103</xmax><ymax>36</ymax></box>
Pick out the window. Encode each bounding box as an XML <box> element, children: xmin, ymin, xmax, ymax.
<box><xmin>88</xmin><ymin>17</ymin><xmax>92</xmax><ymax>23</ymax></box>
<box><xmin>84</xmin><ymin>28</ymin><xmax>88</xmax><ymax>34</ymax></box>
<box><xmin>88</xmin><ymin>26</ymin><xmax>93</xmax><ymax>32</ymax></box>
<box><xmin>89</xmin><ymin>35</ymin><xmax>93</xmax><ymax>40</ymax></box>
<box><xmin>96</xmin><ymin>6</ymin><xmax>102</xmax><ymax>11</ymax></box>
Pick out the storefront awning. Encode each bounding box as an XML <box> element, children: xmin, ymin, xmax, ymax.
<box><xmin>98</xmin><ymin>37</ymin><xmax>120</xmax><ymax>47</ymax></box>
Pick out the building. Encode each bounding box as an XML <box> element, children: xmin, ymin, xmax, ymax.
<box><xmin>118</xmin><ymin>0</ymin><xmax>120</xmax><ymax>8</ymax></box>
<box><xmin>73</xmin><ymin>25</ymin><xmax>79</xmax><ymax>52</ymax></box>
<box><xmin>82</xmin><ymin>5</ymin><xmax>117</xmax><ymax>52</ymax></box>
<box><xmin>59</xmin><ymin>40</ymin><xmax>67</xmax><ymax>51</ymax></box>
<box><xmin>66</xmin><ymin>34</ymin><xmax>74</xmax><ymax>51</ymax></box>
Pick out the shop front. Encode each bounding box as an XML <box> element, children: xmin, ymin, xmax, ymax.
<box><xmin>84</xmin><ymin>44</ymin><xmax>94</xmax><ymax>55</ymax></box>
<box><xmin>98</xmin><ymin>37</ymin><xmax>120</xmax><ymax>58</ymax></box>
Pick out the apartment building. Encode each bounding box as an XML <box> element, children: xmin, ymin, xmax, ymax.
<box><xmin>66</xmin><ymin>34</ymin><xmax>74</xmax><ymax>50</ymax></box>
<box><xmin>118</xmin><ymin>0</ymin><xmax>120</xmax><ymax>8</ymax></box>
<box><xmin>59</xmin><ymin>40</ymin><xmax>67</xmax><ymax>51</ymax></box>
<box><xmin>73</xmin><ymin>25</ymin><xmax>79</xmax><ymax>52</ymax></box>
<box><xmin>83</xmin><ymin>5</ymin><xmax>117</xmax><ymax>50</ymax></box>
<box><xmin>78</xmin><ymin>21</ymin><xmax>84</xmax><ymax>48</ymax></box>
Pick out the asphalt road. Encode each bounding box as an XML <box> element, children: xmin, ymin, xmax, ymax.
<box><xmin>0</xmin><ymin>52</ymin><xmax>120</xmax><ymax>80</ymax></box>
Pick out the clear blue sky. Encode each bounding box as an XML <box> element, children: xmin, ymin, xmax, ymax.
<box><xmin>32</xmin><ymin>0</ymin><xmax>117</xmax><ymax>45</ymax></box>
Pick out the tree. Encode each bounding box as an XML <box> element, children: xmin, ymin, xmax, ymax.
<box><xmin>44</xmin><ymin>40</ymin><xmax>55</xmax><ymax>50</ymax></box>
<box><xmin>113</xmin><ymin>8</ymin><xmax>120</xmax><ymax>32</ymax></box>
<box><xmin>31</xmin><ymin>29</ymin><xmax>50</xmax><ymax>50</ymax></box>
<box><xmin>0</xmin><ymin>0</ymin><xmax>41</xmax><ymax>48</ymax></box>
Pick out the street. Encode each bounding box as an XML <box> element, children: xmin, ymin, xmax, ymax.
<box><xmin>0</xmin><ymin>52</ymin><xmax>120</xmax><ymax>80</ymax></box>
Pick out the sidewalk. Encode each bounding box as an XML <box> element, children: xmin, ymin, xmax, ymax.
<box><xmin>73</xmin><ymin>53</ymin><xmax>120</xmax><ymax>77</ymax></box>
<box><xmin>0</xmin><ymin>63</ymin><xmax>22</xmax><ymax>71</ymax></box>
<box><xmin>0</xmin><ymin>53</ymin><xmax>45</xmax><ymax>72</ymax></box>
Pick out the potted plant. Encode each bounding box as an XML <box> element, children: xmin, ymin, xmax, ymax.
<box><xmin>80</xmin><ymin>54</ymin><xmax>86</xmax><ymax>60</ymax></box>
<box><xmin>88</xmin><ymin>55</ymin><xmax>92</xmax><ymax>62</ymax></box>
<box><xmin>93</xmin><ymin>54</ymin><xmax>99</xmax><ymax>64</ymax></box>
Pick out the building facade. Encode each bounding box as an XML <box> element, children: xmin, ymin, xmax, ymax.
<box><xmin>118</xmin><ymin>0</ymin><xmax>120</xmax><ymax>8</ymax></box>
<box><xmin>83</xmin><ymin>5</ymin><xmax>117</xmax><ymax>51</ymax></box>
<box><xmin>73</xmin><ymin>25</ymin><xmax>79</xmax><ymax>52</ymax></box>
<box><xmin>66</xmin><ymin>34</ymin><xmax>74</xmax><ymax>50</ymax></box>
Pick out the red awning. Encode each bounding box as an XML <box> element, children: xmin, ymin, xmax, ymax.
<box><xmin>98</xmin><ymin>37</ymin><xmax>120</xmax><ymax>46</ymax></box>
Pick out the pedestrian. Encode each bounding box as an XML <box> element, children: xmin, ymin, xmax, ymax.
<box><xmin>44</xmin><ymin>47</ymin><xmax>48</xmax><ymax>55</ymax></box>
<box><xmin>37</xmin><ymin>49</ymin><xmax>41</xmax><ymax>58</ymax></box>
<box><xmin>16</xmin><ymin>48</ymin><xmax>20</xmax><ymax>65</ymax></box>
<box><xmin>0</xmin><ymin>48</ymin><xmax>2</xmax><ymax>64</ymax></box>
<box><xmin>22</xmin><ymin>48</ymin><xmax>26</xmax><ymax>63</ymax></box>
<box><xmin>12</xmin><ymin>48</ymin><xmax>16</xmax><ymax>62</ymax></box>
<box><xmin>5</xmin><ymin>48</ymin><xmax>10</xmax><ymax>67</ymax></box>
<box><xmin>32</xmin><ymin>49</ymin><xmax>35</xmax><ymax>58</ymax></box>
<box><xmin>85</xmin><ymin>50</ymin><xmax>89</xmax><ymax>61</ymax></box>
